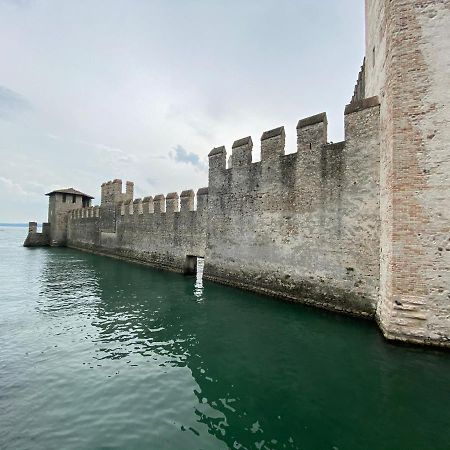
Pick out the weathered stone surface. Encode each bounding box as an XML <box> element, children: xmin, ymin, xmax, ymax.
<box><xmin>67</xmin><ymin>189</ymin><xmax>208</xmax><ymax>273</ymax></box>
<box><xmin>205</xmin><ymin>102</ymin><xmax>381</xmax><ymax>317</ymax></box>
<box><xmin>23</xmin><ymin>222</ymin><xmax>50</xmax><ymax>247</ymax></box>
<box><xmin>365</xmin><ymin>0</ymin><xmax>450</xmax><ymax>347</ymax></box>
<box><xmin>23</xmin><ymin>1</ymin><xmax>450</xmax><ymax>348</ymax></box>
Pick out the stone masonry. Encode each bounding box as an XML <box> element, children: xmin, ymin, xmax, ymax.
<box><xmin>24</xmin><ymin>1</ymin><xmax>449</xmax><ymax>347</ymax></box>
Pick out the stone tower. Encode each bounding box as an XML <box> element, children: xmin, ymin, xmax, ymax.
<box><xmin>46</xmin><ymin>188</ymin><xmax>93</xmax><ymax>246</ymax></box>
<box><xmin>99</xmin><ymin>179</ymin><xmax>134</xmax><ymax>232</ymax></box>
<box><xmin>365</xmin><ymin>0</ymin><xmax>450</xmax><ymax>345</ymax></box>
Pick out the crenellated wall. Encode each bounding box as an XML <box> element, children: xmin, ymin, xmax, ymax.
<box><xmin>65</xmin><ymin>100</ymin><xmax>380</xmax><ymax>315</ymax></box>
<box><xmin>32</xmin><ymin>88</ymin><xmax>449</xmax><ymax>346</ymax></box>
<box><xmin>23</xmin><ymin>222</ymin><xmax>51</xmax><ymax>247</ymax></box>
<box><xmin>67</xmin><ymin>185</ymin><xmax>208</xmax><ymax>273</ymax></box>
<box><xmin>23</xmin><ymin>1</ymin><xmax>450</xmax><ymax>348</ymax></box>
<box><xmin>205</xmin><ymin>98</ymin><xmax>381</xmax><ymax>316</ymax></box>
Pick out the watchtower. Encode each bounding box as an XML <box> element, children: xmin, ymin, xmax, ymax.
<box><xmin>46</xmin><ymin>188</ymin><xmax>94</xmax><ymax>246</ymax></box>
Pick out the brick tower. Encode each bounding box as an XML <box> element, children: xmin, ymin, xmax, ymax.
<box><xmin>365</xmin><ymin>0</ymin><xmax>450</xmax><ymax>345</ymax></box>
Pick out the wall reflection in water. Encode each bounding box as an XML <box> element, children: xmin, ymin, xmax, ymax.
<box><xmin>194</xmin><ymin>258</ymin><xmax>204</xmax><ymax>302</ymax></box>
<box><xmin>33</xmin><ymin>247</ymin><xmax>450</xmax><ymax>450</ymax></box>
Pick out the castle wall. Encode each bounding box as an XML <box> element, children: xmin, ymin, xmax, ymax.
<box><xmin>204</xmin><ymin>100</ymin><xmax>381</xmax><ymax>316</ymax></box>
<box><xmin>26</xmin><ymin>1</ymin><xmax>449</xmax><ymax>347</ymax></box>
<box><xmin>99</xmin><ymin>179</ymin><xmax>133</xmax><ymax>233</ymax></box>
<box><xmin>366</xmin><ymin>0</ymin><xmax>450</xmax><ymax>346</ymax></box>
<box><xmin>67</xmin><ymin>187</ymin><xmax>208</xmax><ymax>273</ymax></box>
<box><xmin>23</xmin><ymin>222</ymin><xmax>50</xmax><ymax>247</ymax></box>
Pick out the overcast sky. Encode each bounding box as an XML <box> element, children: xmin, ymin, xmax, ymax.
<box><xmin>0</xmin><ymin>0</ymin><xmax>364</xmax><ymax>222</ymax></box>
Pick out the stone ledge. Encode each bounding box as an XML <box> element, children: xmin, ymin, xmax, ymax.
<box><xmin>208</xmin><ymin>146</ymin><xmax>226</xmax><ymax>157</ymax></box>
<box><xmin>344</xmin><ymin>96</ymin><xmax>380</xmax><ymax>115</ymax></box>
<box><xmin>261</xmin><ymin>126</ymin><xmax>285</xmax><ymax>141</ymax></box>
<box><xmin>232</xmin><ymin>136</ymin><xmax>252</xmax><ymax>148</ymax></box>
<box><xmin>197</xmin><ymin>187</ymin><xmax>209</xmax><ymax>195</ymax></box>
<box><xmin>323</xmin><ymin>141</ymin><xmax>345</xmax><ymax>151</ymax></box>
<box><xmin>297</xmin><ymin>112</ymin><xmax>327</xmax><ymax>129</ymax></box>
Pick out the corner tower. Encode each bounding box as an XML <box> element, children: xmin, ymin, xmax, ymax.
<box><xmin>364</xmin><ymin>0</ymin><xmax>450</xmax><ymax>345</ymax></box>
<box><xmin>46</xmin><ymin>188</ymin><xmax>94</xmax><ymax>246</ymax></box>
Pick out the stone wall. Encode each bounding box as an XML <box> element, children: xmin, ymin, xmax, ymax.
<box><xmin>204</xmin><ymin>99</ymin><xmax>381</xmax><ymax>317</ymax></box>
<box><xmin>67</xmin><ymin>102</ymin><xmax>381</xmax><ymax>316</ymax></box>
<box><xmin>67</xmin><ymin>188</ymin><xmax>208</xmax><ymax>273</ymax></box>
<box><xmin>351</xmin><ymin>59</ymin><xmax>366</xmax><ymax>104</ymax></box>
<box><xmin>66</xmin><ymin>99</ymin><xmax>381</xmax><ymax>318</ymax></box>
<box><xmin>25</xmin><ymin>0</ymin><xmax>449</xmax><ymax>347</ymax></box>
<box><xmin>366</xmin><ymin>0</ymin><xmax>450</xmax><ymax>346</ymax></box>
<box><xmin>23</xmin><ymin>222</ymin><xmax>50</xmax><ymax>247</ymax></box>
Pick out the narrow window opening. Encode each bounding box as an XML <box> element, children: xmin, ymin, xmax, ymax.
<box><xmin>372</xmin><ymin>46</ymin><xmax>376</xmax><ymax>67</ymax></box>
<box><xmin>309</xmin><ymin>143</ymin><xmax>312</xmax><ymax>150</ymax></box>
<box><xmin>72</xmin><ymin>195</ymin><xmax>76</xmax><ymax>203</ymax></box>
<box><xmin>62</xmin><ymin>194</ymin><xmax>67</xmax><ymax>203</ymax></box>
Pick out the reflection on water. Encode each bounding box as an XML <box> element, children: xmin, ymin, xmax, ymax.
<box><xmin>194</xmin><ymin>258</ymin><xmax>204</xmax><ymax>301</ymax></box>
<box><xmin>1</xmin><ymin>227</ymin><xmax>450</xmax><ymax>450</ymax></box>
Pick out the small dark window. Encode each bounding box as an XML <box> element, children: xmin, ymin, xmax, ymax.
<box><xmin>72</xmin><ymin>195</ymin><xmax>76</xmax><ymax>203</ymax></box>
<box><xmin>372</xmin><ymin>46</ymin><xmax>376</xmax><ymax>67</ymax></box>
<box><xmin>309</xmin><ymin>143</ymin><xmax>312</xmax><ymax>150</ymax></box>
<box><xmin>62</xmin><ymin>194</ymin><xmax>67</xmax><ymax>203</ymax></box>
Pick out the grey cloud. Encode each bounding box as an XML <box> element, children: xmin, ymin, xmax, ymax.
<box><xmin>93</xmin><ymin>143</ymin><xmax>136</xmax><ymax>164</ymax></box>
<box><xmin>58</xmin><ymin>137</ymin><xmax>137</xmax><ymax>165</ymax></box>
<box><xmin>0</xmin><ymin>1</ymin><xmax>364</xmax><ymax>222</ymax></box>
<box><xmin>170</xmin><ymin>145</ymin><xmax>207</xmax><ymax>172</ymax></box>
<box><xmin>0</xmin><ymin>176</ymin><xmax>42</xmax><ymax>198</ymax></box>
<box><xmin>146</xmin><ymin>177</ymin><xmax>158</xmax><ymax>187</ymax></box>
<box><xmin>166</xmin><ymin>105</ymin><xmax>215</xmax><ymax>141</ymax></box>
<box><xmin>0</xmin><ymin>86</ymin><xmax>32</xmax><ymax>120</ymax></box>
<box><xmin>44</xmin><ymin>134</ymin><xmax>136</xmax><ymax>164</ymax></box>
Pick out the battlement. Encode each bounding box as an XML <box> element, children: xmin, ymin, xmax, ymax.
<box><xmin>69</xmin><ymin>205</ymin><xmax>99</xmax><ymax>219</ymax></box>
<box><xmin>208</xmin><ymin>100</ymin><xmax>380</xmax><ymax>193</ymax></box>
<box><xmin>350</xmin><ymin>58</ymin><xmax>366</xmax><ymax>104</ymax></box>
<box><xmin>28</xmin><ymin>0</ymin><xmax>450</xmax><ymax>348</ymax></box>
<box><xmin>166</xmin><ymin>192</ymin><xmax>179</xmax><ymax>213</ymax></box>
<box><xmin>67</xmin><ymin>180</ymin><xmax>209</xmax><ymax>271</ymax></box>
<box><xmin>101</xmin><ymin>179</ymin><xmax>134</xmax><ymax>205</ymax></box>
<box><xmin>23</xmin><ymin>221</ymin><xmax>50</xmax><ymax>247</ymax></box>
<box><xmin>119</xmin><ymin>188</ymin><xmax>208</xmax><ymax>216</ymax></box>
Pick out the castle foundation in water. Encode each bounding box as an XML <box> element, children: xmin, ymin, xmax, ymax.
<box><xmin>25</xmin><ymin>0</ymin><xmax>450</xmax><ymax>348</ymax></box>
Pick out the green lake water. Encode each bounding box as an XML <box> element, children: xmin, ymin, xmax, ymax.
<box><xmin>1</xmin><ymin>226</ymin><xmax>449</xmax><ymax>450</ymax></box>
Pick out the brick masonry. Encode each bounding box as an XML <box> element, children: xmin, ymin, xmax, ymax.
<box><xmin>365</xmin><ymin>0</ymin><xmax>450</xmax><ymax>346</ymax></box>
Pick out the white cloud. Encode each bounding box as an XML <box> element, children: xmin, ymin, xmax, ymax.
<box><xmin>0</xmin><ymin>0</ymin><xmax>364</xmax><ymax>221</ymax></box>
<box><xmin>0</xmin><ymin>176</ymin><xmax>42</xmax><ymax>198</ymax></box>
<box><xmin>0</xmin><ymin>85</ymin><xmax>32</xmax><ymax>120</ymax></box>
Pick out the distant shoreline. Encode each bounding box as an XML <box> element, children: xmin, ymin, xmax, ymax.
<box><xmin>0</xmin><ymin>223</ymin><xmax>28</xmax><ymax>227</ymax></box>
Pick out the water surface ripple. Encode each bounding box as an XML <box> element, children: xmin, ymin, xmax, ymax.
<box><xmin>1</xmin><ymin>227</ymin><xmax>449</xmax><ymax>450</ymax></box>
